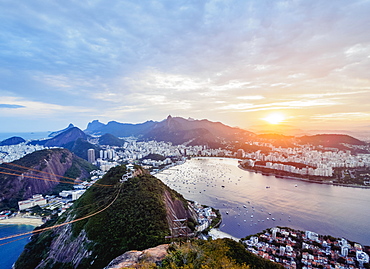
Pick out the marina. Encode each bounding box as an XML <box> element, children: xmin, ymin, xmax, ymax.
<box><xmin>156</xmin><ymin>157</ymin><xmax>370</xmax><ymax>246</ymax></box>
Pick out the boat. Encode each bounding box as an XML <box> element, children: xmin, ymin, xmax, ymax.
<box><xmin>272</xmin><ymin>218</ymin><xmax>276</xmax><ymax>221</ymax></box>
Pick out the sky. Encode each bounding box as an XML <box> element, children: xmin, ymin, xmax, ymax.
<box><xmin>0</xmin><ymin>0</ymin><xmax>370</xmax><ymax>135</ymax></box>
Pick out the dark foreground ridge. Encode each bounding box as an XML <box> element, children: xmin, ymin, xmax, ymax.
<box><xmin>15</xmin><ymin>165</ymin><xmax>195</xmax><ymax>269</ymax></box>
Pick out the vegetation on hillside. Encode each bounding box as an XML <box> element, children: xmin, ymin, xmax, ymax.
<box><xmin>297</xmin><ymin>134</ymin><xmax>366</xmax><ymax>152</ymax></box>
<box><xmin>98</xmin><ymin>133</ymin><xmax>125</xmax><ymax>146</ymax></box>
<box><xmin>0</xmin><ymin>136</ymin><xmax>26</xmax><ymax>146</ymax></box>
<box><xmin>49</xmin><ymin>155</ymin><xmax>96</xmax><ymax>195</ymax></box>
<box><xmin>16</xmin><ymin>165</ymin><xmax>192</xmax><ymax>269</ymax></box>
<box><xmin>133</xmin><ymin>238</ymin><xmax>283</xmax><ymax>269</ymax></box>
<box><xmin>141</xmin><ymin>153</ymin><xmax>167</xmax><ymax>161</ymax></box>
<box><xmin>64</xmin><ymin>138</ymin><xmax>100</xmax><ymax>160</ymax></box>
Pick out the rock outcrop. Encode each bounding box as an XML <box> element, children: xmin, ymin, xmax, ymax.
<box><xmin>104</xmin><ymin>244</ymin><xmax>169</xmax><ymax>269</ymax></box>
<box><xmin>15</xmin><ymin>165</ymin><xmax>196</xmax><ymax>269</ymax></box>
<box><xmin>0</xmin><ymin>148</ymin><xmax>95</xmax><ymax>209</ymax></box>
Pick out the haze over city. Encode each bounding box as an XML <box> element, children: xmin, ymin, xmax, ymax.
<box><xmin>1</xmin><ymin>0</ymin><xmax>369</xmax><ymax>134</ymax></box>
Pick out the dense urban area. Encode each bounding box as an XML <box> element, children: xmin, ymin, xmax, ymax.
<box><xmin>243</xmin><ymin>227</ymin><xmax>370</xmax><ymax>269</ymax></box>
<box><xmin>1</xmin><ymin>135</ymin><xmax>370</xmax><ymax>269</ymax></box>
<box><xmin>2</xmin><ymin>137</ymin><xmax>370</xmax><ymax>186</ymax></box>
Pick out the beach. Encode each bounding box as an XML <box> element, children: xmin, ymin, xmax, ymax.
<box><xmin>0</xmin><ymin>216</ymin><xmax>43</xmax><ymax>227</ymax></box>
<box><xmin>209</xmin><ymin>228</ymin><xmax>240</xmax><ymax>242</ymax></box>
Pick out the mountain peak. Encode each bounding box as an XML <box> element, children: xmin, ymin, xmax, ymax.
<box><xmin>48</xmin><ymin>123</ymin><xmax>75</xmax><ymax>137</ymax></box>
<box><xmin>44</xmin><ymin>127</ymin><xmax>87</xmax><ymax>147</ymax></box>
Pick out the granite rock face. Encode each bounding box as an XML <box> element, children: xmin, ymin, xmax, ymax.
<box><xmin>0</xmin><ymin>148</ymin><xmax>93</xmax><ymax>209</ymax></box>
<box><xmin>104</xmin><ymin>244</ymin><xmax>169</xmax><ymax>269</ymax></box>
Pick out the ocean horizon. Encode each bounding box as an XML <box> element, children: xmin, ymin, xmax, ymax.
<box><xmin>0</xmin><ymin>132</ymin><xmax>50</xmax><ymax>142</ymax></box>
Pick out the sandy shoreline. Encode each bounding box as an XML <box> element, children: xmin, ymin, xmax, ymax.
<box><xmin>0</xmin><ymin>216</ymin><xmax>43</xmax><ymax>226</ymax></box>
<box><xmin>209</xmin><ymin>228</ymin><xmax>240</xmax><ymax>242</ymax></box>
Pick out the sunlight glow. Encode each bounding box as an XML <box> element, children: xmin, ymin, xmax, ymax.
<box><xmin>262</xmin><ymin>113</ymin><xmax>286</xmax><ymax>125</ymax></box>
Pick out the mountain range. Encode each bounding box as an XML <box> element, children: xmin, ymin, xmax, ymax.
<box><xmin>85</xmin><ymin>115</ymin><xmax>254</xmax><ymax>147</ymax></box>
<box><xmin>1</xmin><ymin>116</ymin><xmax>368</xmax><ymax>160</ymax></box>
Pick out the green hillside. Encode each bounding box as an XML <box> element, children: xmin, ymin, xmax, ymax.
<box><xmin>15</xmin><ymin>165</ymin><xmax>190</xmax><ymax>269</ymax></box>
<box><xmin>161</xmin><ymin>238</ymin><xmax>283</xmax><ymax>269</ymax></box>
<box><xmin>98</xmin><ymin>133</ymin><xmax>125</xmax><ymax>146</ymax></box>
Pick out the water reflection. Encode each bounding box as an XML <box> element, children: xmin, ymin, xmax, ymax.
<box><xmin>156</xmin><ymin>157</ymin><xmax>370</xmax><ymax>245</ymax></box>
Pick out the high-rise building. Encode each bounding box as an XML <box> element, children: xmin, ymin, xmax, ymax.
<box><xmin>236</xmin><ymin>149</ymin><xmax>245</xmax><ymax>158</ymax></box>
<box><xmin>88</xmin><ymin>149</ymin><xmax>95</xmax><ymax>163</ymax></box>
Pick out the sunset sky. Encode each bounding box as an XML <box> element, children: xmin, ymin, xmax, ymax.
<box><xmin>0</xmin><ymin>0</ymin><xmax>369</xmax><ymax>134</ymax></box>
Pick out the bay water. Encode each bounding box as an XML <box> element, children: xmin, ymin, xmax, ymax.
<box><xmin>0</xmin><ymin>224</ymin><xmax>35</xmax><ymax>269</ymax></box>
<box><xmin>156</xmin><ymin>157</ymin><xmax>370</xmax><ymax>245</ymax></box>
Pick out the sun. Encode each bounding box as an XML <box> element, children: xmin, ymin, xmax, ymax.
<box><xmin>262</xmin><ymin>112</ymin><xmax>286</xmax><ymax>125</ymax></box>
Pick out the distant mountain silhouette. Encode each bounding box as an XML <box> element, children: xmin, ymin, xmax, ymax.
<box><xmin>48</xmin><ymin>123</ymin><xmax>75</xmax><ymax>137</ymax></box>
<box><xmin>297</xmin><ymin>134</ymin><xmax>366</xmax><ymax>150</ymax></box>
<box><xmin>143</xmin><ymin>115</ymin><xmax>254</xmax><ymax>146</ymax></box>
<box><xmin>27</xmin><ymin>127</ymin><xmax>98</xmax><ymax>160</ymax></box>
<box><xmin>85</xmin><ymin>120</ymin><xmax>155</xmax><ymax>137</ymax></box>
<box><xmin>98</xmin><ymin>133</ymin><xmax>125</xmax><ymax>146</ymax></box>
<box><xmin>64</xmin><ymin>138</ymin><xmax>100</xmax><ymax>161</ymax></box>
<box><xmin>44</xmin><ymin>127</ymin><xmax>88</xmax><ymax>147</ymax></box>
<box><xmin>0</xmin><ymin>136</ymin><xmax>26</xmax><ymax>146</ymax></box>
<box><xmin>86</xmin><ymin>116</ymin><xmax>254</xmax><ymax>147</ymax></box>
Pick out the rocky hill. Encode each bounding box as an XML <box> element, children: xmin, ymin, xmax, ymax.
<box><xmin>64</xmin><ymin>138</ymin><xmax>100</xmax><ymax>161</ymax></box>
<box><xmin>297</xmin><ymin>134</ymin><xmax>366</xmax><ymax>147</ymax></box>
<box><xmin>98</xmin><ymin>133</ymin><xmax>125</xmax><ymax>147</ymax></box>
<box><xmin>28</xmin><ymin>127</ymin><xmax>99</xmax><ymax>161</ymax></box>
<box><xmin>48</xmin><ymin>123</ymin><xmax>75</xmax><ymax>137</ymax></box>
<box><xmin>15</xmin><ymin>165</ymin><xmax>196</xmax><ymax>269</ymax></box>
<box><xmin>0</xmin><ymin>136</ymin><xmax>26</xmax><ymax>146</ymax></box>
<box><xmin>28</xmin><ymin>127</ymin><xmax>88</xmax><ymax>147</ymax></box>
<box><xmin>0</xmin><ymin>148</ymin><xmax>95</xmax><ymax>210</ymax></box>
<box><xmin>104</xmin><ymin>239</ymin><xmax>283</xmax><ymax>269</ymax></box>
<box><xmin>296</xmin><ymin>134</ymin><xmax>368</xmax><ymax>153</ymax></box>
<box><xmin>44</xmin><ymin>127</ymin><xmax>88</xmax><ymax>147</ymax></box>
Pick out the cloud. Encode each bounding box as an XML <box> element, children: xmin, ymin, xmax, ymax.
<box><xmin>0</xmin><ymin>104</ymin><xmax>25</xmax><ymax>109</ymax></box>
<box><xmin>237</xmin><ymin>95</ymin><xmax>265</xmax><ymax>100</ymax></box>
<box><xmin>0</xmin><ymin>96</ymin><xmax>93</xmax><ymax>117</ymax></box>
<box><xmin>0</xmin><ymin>0</ymin><xmax>369</xmax><ymax>131</ymax></box>
<box><xmin>218</xmin><ymin>98</ymin><xmax>338</xmax><ymax>112</ymax></box>
<box><xmin>312</xmin><ymin>112</ymin><xmax>370</xmax><ymax>121</ymax></box>
<box><xmin>299</xmin><ymin>91</ymin><xmax>369</xmax><ymax>99</ymax></box>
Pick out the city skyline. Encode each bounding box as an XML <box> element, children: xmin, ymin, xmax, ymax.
<box><xmin>1</xmin><ymin>1</ymin><xmax>370</xmax><ymax>133</ymax></box>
